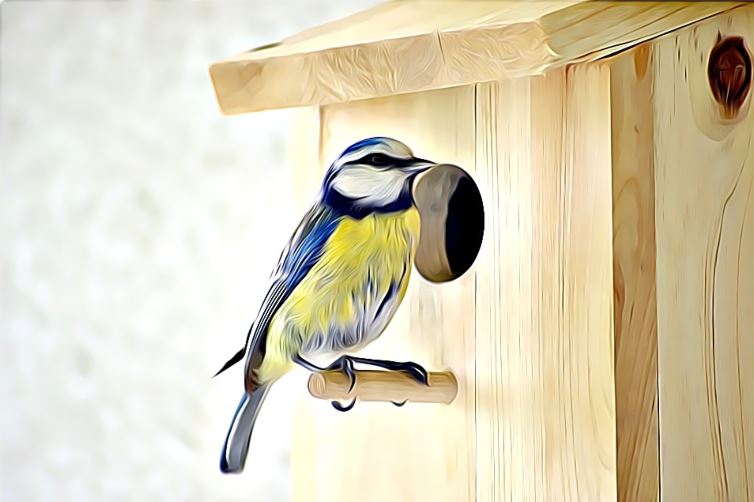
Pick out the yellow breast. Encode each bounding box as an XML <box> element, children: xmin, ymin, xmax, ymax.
<box><xmin>257</xmin><ymin>207</ymin><xmax>420</xmax><ymax>383</ymax></box>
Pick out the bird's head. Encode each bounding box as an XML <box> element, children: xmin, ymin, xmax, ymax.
<box><xmin>321</xmin><ymin>137</ymin><xmax>436</xmax><ymax>216</ymax></box>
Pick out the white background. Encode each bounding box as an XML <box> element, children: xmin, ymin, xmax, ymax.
<box><xmin>1</xmin><ymin>1</ymin><xmax>375</xmax><ymax>500</ymax></box>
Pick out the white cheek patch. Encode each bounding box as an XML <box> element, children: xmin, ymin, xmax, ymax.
<box><xmin>332</xmin><ymin>165</ymin><xmax>406</xmax><ymax>206</ymax></box>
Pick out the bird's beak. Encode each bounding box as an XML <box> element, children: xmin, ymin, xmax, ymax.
<box><xmin>402</xmin><ymin>157</ymin><xmax>436</xmax><ymax>178</ymax></box>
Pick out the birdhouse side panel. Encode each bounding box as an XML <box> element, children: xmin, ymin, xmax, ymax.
<box><xmin>652</xmin><ymin>7</ymin><xmax>754</xmax><ymax>501</ymax></box>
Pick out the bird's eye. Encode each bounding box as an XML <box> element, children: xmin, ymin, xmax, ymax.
<box><xmin>368</xmin><ymin>154</ymin><xmax>390</xmax><ymax>166</ymax></box>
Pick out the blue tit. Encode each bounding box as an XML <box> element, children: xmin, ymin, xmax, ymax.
<box><xmin>215</xmin><ymin>137</ymin><xmax>437</xmax><ymax>474</ymax></box>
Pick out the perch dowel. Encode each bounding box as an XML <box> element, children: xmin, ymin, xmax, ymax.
<box><xmin>307</xmin><ymin>370</ymin><xmax>458</xmax><ymax>405</ymax></box>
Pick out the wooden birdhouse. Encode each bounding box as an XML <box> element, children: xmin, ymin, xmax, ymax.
<box><xmin>209</xmin><ymin>2</ymin><xmax>754</xmax><ymax>501</ymax></box>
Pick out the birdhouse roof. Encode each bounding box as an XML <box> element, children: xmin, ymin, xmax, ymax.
<box><xmin>209</xmin><ymin>1</ymin><xmax>744</xmax><ymax>115</ymax></box>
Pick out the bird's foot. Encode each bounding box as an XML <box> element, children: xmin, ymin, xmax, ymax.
<box><xmin>325</xmin><ymin>356</ymin><xmax>357</xmax><ymax>393</ymax></box>
<box><xmin>389</xmin><ymin>361</ymin><xmax>429</xmax><ymax>386</ymax></box>
<box><xmin>333</xmin><ymin>355</ymin><xmax>430</xmax><ymax>386</ymax></box>
<box><xmin>322</xmin><ymin>355</ymin><xmax>430</xmax><ymax>411</ymax></box>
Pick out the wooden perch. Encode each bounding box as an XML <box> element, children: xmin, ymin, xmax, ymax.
<box><xmin>307</xmin><ymin>370</ymin><xmax>458</xmax><ymax>405</ymax></box>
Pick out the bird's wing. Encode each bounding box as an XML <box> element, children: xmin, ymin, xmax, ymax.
<box><xmin>214</xmin><ymin>203</ymin><xmax>341</xmax><ymax>377</ymax></box>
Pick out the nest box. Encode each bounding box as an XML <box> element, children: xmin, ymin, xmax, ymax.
<box><xmin>209</xmin><ymin>2</ymin><xmax>754</xmax><ymax>501</ymax></box>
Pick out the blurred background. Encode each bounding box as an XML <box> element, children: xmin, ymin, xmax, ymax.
<box><xmin>0</xmin><ymin>1</ymin><xmax>374</xmax><ymax>500</ymax></box>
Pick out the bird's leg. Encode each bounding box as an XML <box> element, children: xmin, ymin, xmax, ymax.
<box><xmin>294</xmin><ymin>354</ymin><xmax>357</xmax><ymax>412</ymax></box>
<box><xmin>324</xmin><ymin>356</ymin><xmax>357</xmax><ymax>393</ymax></box>
<box><xmin>293</xmin><ymin>354</ymin><xmax>325</xmax><ymax>372</ymax></box>
<box><xmin>337</xmin><ymin>355</ymin><xmax>430</xmax><ymax>386</ymax></box>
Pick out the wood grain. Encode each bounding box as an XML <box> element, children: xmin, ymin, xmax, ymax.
<box><xmin>652</xmin><ymin>7</ymin><xmax>754</xmax><ymax>501</ymax></box>
<box><xmin>278</xmin><ymin>7</ymin><xmax>754</xmax><ymax>501</ymax></box>
<box><xmin>474</xmin><ymin>64</ymin><xmax>616</xmax><ymax>501</ymax></box>
<box><xmin>607</xmin><ymin>44</ymin><xmax>660</xmax><ymax>502</ymax></box>
<box><xmin>209</xmin><ymin>1</ymin><xmax>743</xmax><ymax>114</ymax></box>
<box><xmin>290</xmin><ymin>86</ymin><xmax>477</xmax><ymax>502</ymax></box>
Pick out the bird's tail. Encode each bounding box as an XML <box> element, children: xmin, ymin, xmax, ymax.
<box><xmin>220</xmin><ymin>385</ymin><xmax>270</xmax><ymax>474</ymax></box>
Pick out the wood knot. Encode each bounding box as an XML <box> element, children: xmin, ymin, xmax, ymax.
<box><xmin>708</xmin><ymin>35</ymin><xmax>751</xmax><ymax>119</ymax></box>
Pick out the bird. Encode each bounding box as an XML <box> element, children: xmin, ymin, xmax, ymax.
<box><xmin>215</xmin><ymin>137</ymin><xmax>438</xmax><ymax>474</ymax></box>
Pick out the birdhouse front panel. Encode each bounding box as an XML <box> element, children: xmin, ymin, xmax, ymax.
<box><xmin>283</xmin><ymin>67</ymin><xmax>617</xmax><ymax>501</ymax></box>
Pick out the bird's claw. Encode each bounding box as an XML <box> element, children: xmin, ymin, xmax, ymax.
<box><xmin>397</xmin><ymin>361</ymin><xmax>429</xmax><ymax>386</ymax></box>
<box><xmin>391</xmin><ymin>399</ymin><xmax>408</xmax><ymax>407</ymax></box>
<box><xmin>331</xmin><ymin>397</ymin><xmax>357</xmax><ymax>412</ymax></box>
<box><xmin>326</xmin><ymin>357</ymin><xmax>357</xmax><ymax>412</ymax></box>
<box><xmin>326</xmin><ymin>356</ymin><xmax>357</xmax><ymax>393</ymax></box>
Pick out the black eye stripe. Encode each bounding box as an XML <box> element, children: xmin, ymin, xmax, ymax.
<box><xmin>345</xmin><ymin>154</ymin><xmax>414</xmax><ymax>168</ymax></box>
